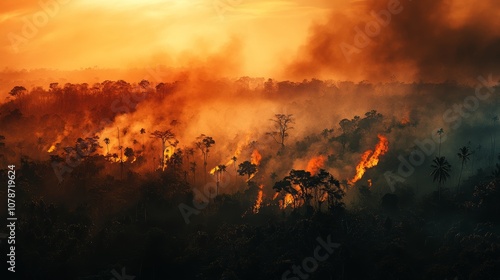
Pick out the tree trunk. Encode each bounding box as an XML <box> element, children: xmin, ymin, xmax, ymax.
<box><xmin>457</xmin><ymin>162</ymin><xmax>464</xmax><ymax>193</ymax></box>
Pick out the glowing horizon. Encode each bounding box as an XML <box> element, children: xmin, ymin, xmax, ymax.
<box><xmin>0</xmin><ymin>0</ymin><xmax>334</xmax><ymax>77</ymax></box>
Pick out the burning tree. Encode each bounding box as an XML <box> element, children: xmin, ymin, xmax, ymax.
<box><xmin>287</xmin><ymin>170</ymin><xmax>314</xmax><ymax>206</ymax></box>
<box><xmin>74</xmin><ymin>136</ymin><xmax>101</xmax><ymax>157</ymax></box>
<box><xmin>124</xmin><ymin>147</ymin><xmax>134</xmax><ymax>161</ymax></box>
<box><xmin>195</xmin><ymin>134</ymin><xmax>215</xmax><ymax>183</ymax></box>
<box><xmin>266</xmin><ymin>114</ymin><xmax>294</xmax><ymax>150</ymax></box>
<box><xmin>348</xmin><ymin>134</ymin><xmax>389</xmax><ymax>185</ymax></box>
<box><xmin>274</xmin><ymin>169</ymin><xmax>344</xmax><ymax>211</ymax></box>
<box><xmin>314</xmin><ymin>169</ymin><xmax>344</xmax><ymax>210</ymax></box>
<box><xmin>237</xmin><ymin>161</ymin><xmax>257</xmax><ymax>180</ymax></box>
<box><xmin>273</xmin><ymin>179</ymin><xmax>299</xmax><ymax>208</ymax></box>
<box><xmin>151</xmin><ymin>129</ymin><xmax>178</xmax><ymax>171</ymax></box>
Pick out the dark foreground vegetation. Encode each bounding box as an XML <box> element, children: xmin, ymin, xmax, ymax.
<box><xmin>0</xmin><ymin>154</ymin><xmax>498</xmax><ymax>280</ymax></box>
<box><xmin>1</xmin><ymin>78</ymin><xmax>499</xmax><ymax>279</ymax></box>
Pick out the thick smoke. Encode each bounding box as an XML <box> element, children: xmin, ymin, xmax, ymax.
<box><xmin>287</xmin><ymin>0</ymin><xmax>500</xmax><ymax>82</ymax></box>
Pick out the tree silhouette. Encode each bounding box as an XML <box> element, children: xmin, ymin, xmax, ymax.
<box><xmin>231</xmin><ymin>156</ymin><xmax>237</xmax><ymax>170</ymax></box>
<box><xmin>491</xmin><ymin>116</ymin><xmax>498</xmax><ymax>167</ymax></box>
<box><xmin>266</xmin><ymin>114</ymin><xmax>294</xmax><ymax>150</ymax></box>
<box><xmin>286</xmin><ymin>169</ymin><xmax>314</xmax><ymax>206</ymax></box>
<box><xmin>185</xmin><ymin>147</ymin><xmax>194</xmax><ymax>170</ymax></box>
<box><xmin>9</xmin><ymin>86</ymin><xmax>27</xmax><ymax>97</ymax></box>
<box><xmin>151</xmin><ymin>129</ymin><xmax>178</xmax><ymax>171</ymax></box>
<box><xmin>457</xmin><ymin>146</ymin><xmax>471</xmax><ymax>193</ymax></box>
<box><xmin>139</xmin><ymin>79</ymin><xmax>150</xmax><ymax>90</ymax></box>
<box><xmin>273</xmin><ymin>179</ymin><xmax>299</xmax><ymax>208</ymax></box>
<box><xmin>437</xmin><ymin>128</ymin><xmax>444</xmax><ymax>156</ymax></box>
<box><xmin>140</xmin><ymin>128</ymin><xmax>146</xmax><ymax>150</ymax></box>
<box><xmin>273</xmin><ymin>169</ymin><xmax>343</xmax><ymax>211</ymax></box>
<box><xmin>314</xmin><ymin>169</ymin><xmax>344</xmax><ymax>210</ymax></box>
<box><xmin>431</xmin><ymin>156</ymin><xmax>451</xmax><ymax>200</ymax></box>
<box><xmin>103</xmin><ymin>138</ymin><xmax>110</xmax><ymax>155</ymax></box>
<box><xmin>195</xmin><ymin>134</ymin><xmax>215</xmax><ymax>183</ymax></box>
<box><xmin>216</xmin><ymin>164</ymin><xmax>227</xmax><ymax>195</ymax></box>
<box><xmin>190</xmin><ymin>162</ymin><xmax>197</xmax><ymax>184</ymax></box>
<box><xmin>237</xmin><ymin>161</ymin><xmax>257</xmax><ymax>180</ymax></box>
<box><xmin>338</xmin><ymin>116</ymin><xmax>360</xmax><ymax>153</ymax></box>
<box><xmin>124</xmin><ymin>147</ymin><xmax>134</xmax><ymax>161</ymax></box>
<box><xmin>170</xmin><ymin>148</ymin><xmax>183</xmax><ymax>175</ymax></box>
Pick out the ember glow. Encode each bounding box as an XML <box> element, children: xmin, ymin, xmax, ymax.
<box><xmin>47</xmin><ymin>145</ymin><xmax>56</xmax><ymax>153</ymax></box>
<box><xmin>349</xmin><ymin>134</ymin><xmax>389</xmax><ymax>185</ymax></box>
<box><xmin>253</xmin><ymin>184</ymin><xmax>264</xmax><ymax>213</ymax></box>
<box><xmin>306</xmin><ymin>155</ymin><xmax>326</xmax><ymax>176</ymax></box>
<box><xmin>251</xmin><ymin>149</ymin><xmax>262</xmax><ymax>166</ymax></box>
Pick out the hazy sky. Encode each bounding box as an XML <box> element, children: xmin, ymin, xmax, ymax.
<box><xmin>0</xmin><ymin>0</ymin><xmax>341</xmax><ymax>77</ymax></box>
<box><xmin>1</xmin><ymin>0</ymin><xmax>499</xmax><ymax>82</ymax></box>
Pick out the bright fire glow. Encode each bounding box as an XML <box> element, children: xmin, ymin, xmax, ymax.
<box><xmin>283</xmin><ymin>194</ymin><xmax>293</xmax><ymax>209</ymax></box>
<box><xmin>253</xmin><ymin>184</ymin><xmax>264</xmax><ymax>213</ymax></box>
<box><xmin>306</xmin><ymin>155</ymin><xmax>325</xmax><ymax>175</ymax></box>
<box><xmin>47</xmin><ymin>145</ymin><xmax>56</xmax><ymax>153</ymax></box>
<box><xmin>349</xmin><ymin>134</ymin><xmax>389</xmax><ymax>185</ymax></box>
<box><xmin>251</xmin><ymin>149</ymin><xmax>262</xmax><ymax>166</ymax></box>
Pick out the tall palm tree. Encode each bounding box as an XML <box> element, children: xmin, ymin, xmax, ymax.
<box><xmin>195</xmin><ymin>134</ymin><xmax>215</xmax><ymax>183</ymax></box>
<box><xmin>190</xmin><ymin>162</ymin><xmax>197</xmax><ymax>184</ymax></box>
<box><xmin>103</xmin><ymin>138</ymin><xmax>110</xmax><ymax>155</ymax></box>
<box><xmin>491</xmin><ymin>116</ymin><xmax>498</xmax><ymax>167</ymax></box>
<box><xmin>437</xmin><ymin>128</ymin><xmax>444</xmax><ymax>156</ymax></box>
<box><xmin>431</xmin><ymin>156</ymin><xmax>451</xmax><ymax>200</ymax></box>
<box><xmin>216</xmin><ymin>164</ymin><xmax>227</xmax><ymax>196</ymax></box>
<box><xmin>457</xmin><ymin>146</ymin><xmax>471</xmax><ymax>193</ymax></box>
<box><xmin>185</xmin><ymin>147</ymin><xmax>194</xmax><ymax>173</ymax></box>
<box><xmin>151</xmin><ymin>129</ymin><xmax>178</xmax><ymax>171</ymax></box>
<box><xmin>231</xmin><ymin>156</ymin><xmax>237</xmax><ymax>170</ymax></box>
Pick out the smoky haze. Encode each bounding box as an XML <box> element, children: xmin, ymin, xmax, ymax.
<box><xmin>286</xmin><ymin>0</ymin><xmax>500</xmax><ymax>82</ymax></box>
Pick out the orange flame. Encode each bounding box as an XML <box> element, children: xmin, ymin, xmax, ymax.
<box><xmin>253</xmin><ymin>184</ymin><xmax>264</xmax><ymax>213</ymax></box>
<box><xmin>47</xmin><ymin>145</ymin><xmax>56</xmax><ymax>153</ymax></box>
<box><xmin>306</xmin><ymin>155</ymin><xmax>326</xmax><ymax>175</ymax></box>
<box><xmin>367</xmin><ymin>179</ymin><xmax>372</xmax><ymax>188</ymax></box>
<box><xmin>210</xmin><ymin>166</ymin><xmax>218</xmax><ymax>175</ymax></box>
<box><xmin>272</xmin><ymin>192</ymin><xmax>279</xmax><ymax>200</ymax></box>
<box><xmin>251</xmin><ymin>149</ymin><xmax>262</xmax><ymax>166</ymax></box>
<box><xmin>210</xmin><ymin>136</ymin><xmax>251</xmax><ymax>174</ymax></box>
<box><xmin>349</xmin><ymin>134</ymin><xmax>389</xmax><ymax>185</ymax></box>
<box><xmin>283</xmin><ymin>193</ymin><xmax>294</xmax><ymax>209</ymax></box>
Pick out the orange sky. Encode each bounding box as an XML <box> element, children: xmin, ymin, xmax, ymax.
<box><xmin>0</xmin><ymin>0</ymin><xmax>340</xmax><ymax>77</ymax></box>
<box><xmin>1</xmin><ymin>0</ymin><xmax>499</xmax><ymax>84</ymax></box>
